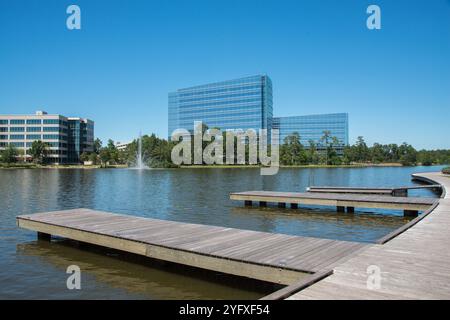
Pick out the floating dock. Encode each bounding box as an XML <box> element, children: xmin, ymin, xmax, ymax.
<box><xmin>307</xmin><ymin>185</ymin><xmax>442</xmax><ymax>197</ymax></box>
<box><xmin>16</xmin><ymin>209</ymin><xmax>367</xmax><ymax>285</ymax></box>
<box><xmin>230</xmin><ymin>191</ymin><xmax>436</xmax><ymax>216</ymax></box>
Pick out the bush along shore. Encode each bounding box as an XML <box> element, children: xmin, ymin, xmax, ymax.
<box><xmin>1</xmin><ymin>132</ymin><xmax>449</xmax><ymax>169</ymax></box>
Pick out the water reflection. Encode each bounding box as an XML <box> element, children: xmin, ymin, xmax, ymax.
<box><xmin>0</xmin><ymin>165</ymin><xmax>445</xmax><ymax>299</ymax></box>
<box><xmin>16</xmin><ymin>240</ymin><xmax>274</xmax><ymax>300</ymax></box>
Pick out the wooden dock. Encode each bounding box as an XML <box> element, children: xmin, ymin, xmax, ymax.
<box><xmin>287</xmin><ymin>172</ymin><xmax>450</xmax><ymax>300</ymax></box>
<box><xmin>307</xmin><ymin>185</ymin><xmax>442</xmax><ymax>197</ymax></box>
<box><xmin>230</xmin><ymin>191</ymin><xmax>436</xmax><ymax>216</ymax></box>
<box><xmin>16</xmin><ymin>209</ymin><xmax>367</xmax><ymax>285</ymax></box>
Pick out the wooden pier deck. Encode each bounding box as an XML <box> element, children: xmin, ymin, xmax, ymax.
<box><xmin>16</xmin><ymin>209</ymin><xmax>367</xmax><ymax>285</ymax></box>
<box><xmin>307</xmin><ymin>185</ymin><xmax>442</xmax><ymax>197</ymax></box>
<box><xmin>230</xmin><ymin>191</ymin><xmax>436</xmax><ymax>216</ymax></box>
<box><xmin>287</xmin><ymin>172</ymin><xmax>450</xmax><ymax>300</ymax></box>
<box><xmin>307</xmin><ymin>186</ymin><xmax>394</xmax><ymax>195</ymax></box>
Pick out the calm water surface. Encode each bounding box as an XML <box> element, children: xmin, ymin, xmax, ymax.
<box><xmin>0</xmin><ymin>166</ymin><xmax>444</xmax><ymax>299</ymax></box>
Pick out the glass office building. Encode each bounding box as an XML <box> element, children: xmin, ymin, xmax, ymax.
<box><xmin>67</xmin><ymin>117</ymin><xmax>95</xmax><ymax>163</ymax></box>
<box><xmin>168</xmin><ymin>75</ymin><xmax>273</xmax><ymax>138</ymax></box>
<box><xmin>0</xmin><ymin>111</ymin><xmax>94</xmax><ymax>164</ymax></box>
<box><xmin>273</xmin><ymin>113</ymin><xmax>349</xmax><ymax>149</ymax></box>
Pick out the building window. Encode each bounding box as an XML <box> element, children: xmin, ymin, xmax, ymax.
<box><xmin>26</xmin><ymin>127</ymin><xmax>41</xmax><ymax>132</ymax></box>
<box><xmin>0</xmin><ymin>120</ymin><xmax>8</xmax><ymax>125</ymax></box>
<box><xmin>43</xmin><ymin>134</ymin><xmax>60</xmax><ymax>140</ymax></box>
<box><xmin>0</xmin><ymin>127</ymin><xmax>7</xmax><ymax>132</ymax></box>
<box><xmin>10</xmin><ymin>127</ymin><xmax>25</xmax><ymax>132</ymax></box>
<box><xmin>10</xmin><ymin>134</ymin><xmax>25</xmax><ymax>140</ymax></box>
<box><xmin>26</xmin><ymin>119</ymin><xmax>42</xmax><ymax>124</ymax></box>
<box><xmin>10</xmin><ymin>119</ymin><xmax>25</xmax><ymax>124</ymax></box>
<box><xmin>26</xmin><ymin>135</ymin><xmax>41</xmax><ymax>140</ymax></box>
<box><xmin>0</xmin><ymin>135</ymin><xmax>8</xmax><ymax>140</ymax></box>
<box><xmin>43</xmin><ymin>127</ymin><xmax>60</xmax><ymax>132</ymax></box>
<box><xmin>43</xmin><ymin>119</ymin><xmax>60</xmax><ymax>124</ymax></box>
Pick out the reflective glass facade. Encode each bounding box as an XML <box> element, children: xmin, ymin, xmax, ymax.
<box><xmin>168</xmin><ymin>75</ymin><xmax>273</xmax><ymax>138</ymax></box>
<box><xmin>273</xmin><ymin>113</ymin><xmax>349</xmax><ymax>148</ymax></box>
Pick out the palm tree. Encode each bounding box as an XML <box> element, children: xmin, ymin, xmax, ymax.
<box><xmin>320</xmin><ymin>130</ymin><xmax>331</xmax><ymax>164</ymax></box>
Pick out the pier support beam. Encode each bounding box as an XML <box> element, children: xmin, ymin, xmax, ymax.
<box><xmin>278</xmin><ymin>203</ymin><xmax>286</xmax><ymax>208</ymax></box>
<box><xmin>244</xmin><ymin>200</ymin><xmax>252</xmax><ymax>206</ymax></box>
<box><xmin>337</xmin><ymin>206</ymin><xmax>345</xmax><ymax>212</ymax></box>
<box><xmin>347</xmin><ymin>207</ymin><xmax>355</xmax><ymax>213</ymax></box>
<box><xmin>404</xmin><ymin>210</ymin><xmax>418</xmax><ymax>218</ymax></box>
<box><xmin>393</xmin><ymin>189</ymin><xmax>408</xmax><ymax>197</ymax></box>
<box><xmin>259</xmin><ymin>201</ymin><xmax>267</xmax><ymax>207</ymax></box>
<box><xmin>37</xmin><ymin>232</ymin><xmax>51</xmax><ymax>241</ymax></box>
<box><xmin>290</xmin><ymin>203</ymin><xmax>298</xmax><ymax>209</ymax></box>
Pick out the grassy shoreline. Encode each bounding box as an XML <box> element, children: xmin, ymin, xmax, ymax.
<box><xmin>0</xmin><ymin>163</ymin><xmax>127</xmax><ymax>169</ymax></box>
<box><xmin>1</xmin><ymin>162</ymin><xmax>447</xmax><ymax>170</ymax></box>
<box><xmin>180</xmin><ymin>163</ymin><xmax>404</xmax><ymax>169</ymax></box>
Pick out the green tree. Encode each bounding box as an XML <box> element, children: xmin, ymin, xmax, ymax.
<box><xmin>99</xmin><ymin>148</ymin><xmax>111</xmax><ymax>166</ymax></box>
<box><xmin>399</xmin><ymin>143</ymin><xmax>417</xmax><ymax>166</ymax></box>
<box><xmin>320</xmin><ymin>131</ymin><xmax>339</xmax><ymax>165</ymax></box>
<box><xmin>280</xmin><ymin>132</ymin><xmax>308</xmax><ymax>165</ymax></box>
<box><xmin>370</xmin><ymin>143</ymin><xmax>385</xmax><ymax>163</ymax></box>
<box><xmin>80</xmin><ymin>152</ymin><xmax>90</xmax><ymax>163</ymax></box>
<box><xmin>0</xmin><ymin>144</ymin><xmax>18</xmax><ymax>163</ymax></box>
<box><xmin>355</xmin><ymin>136</ymin><xmax>369</xmax><ymax>162</ymax></box>
<box><xmin>308</xmin><ymin>140</ymin><xmax>319</xmax><ymax>164</ymax></box>
<box><xmin>29</xmin><ymin>140</ymin><xmax>48</xmax><ymax>164</ymax></box>
<box><xmin>106</xmin><ymin>139</ymin><xmax>119</xmax><ymax>164</ymax></box>
<box><xmin>93</xmin><ymin>138</ymin><xmax>102</xmax><ymax>154</ymax></box>
<box><xmin>88</xmin><ymin>152</ymin><xmax>98</xmax><ymax>165</ymax></box>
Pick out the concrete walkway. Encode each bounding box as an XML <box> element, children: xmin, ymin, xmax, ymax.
<box><xmin>288</xmin><ymin>171</ymin><xmax>450</xmax><ymax>299</ymax></box>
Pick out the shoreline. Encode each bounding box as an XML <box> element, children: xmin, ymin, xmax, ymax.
<box><xmin>1</xmin><ymin>163</ymin><xmax>447</xmax><ymax>170</ymax></box>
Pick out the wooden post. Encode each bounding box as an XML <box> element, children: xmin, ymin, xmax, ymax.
<box><xmin>404</xmin><ymin>210</ymin><xmax>418</xmax><ymax>217</ymax></box>
<box><xmin>244</xmin><ymin>200</ymin><xmax>252</xmax><ymax>206</ymax></box>
<box><xmin>278</xmin><ymin>203</ymin><xmax>286</xmax><ymax>208</ymax></box>
<box><xmin>337</xmin><ymin>206</ymin><xmax>345</xmax><ymax>212</ymax></box>
<box><xmin>393</xmin><ymin>189</ymin><xmax>408</xmax><ymax>197</ymax></box>
<box><xmin>290</xmin><ymin>203</ymin><xmax>298</xmax><ymax>209</ymax></box>
<box><xmin>347</xmin><ymin>207</ymin><xmax>355</xmax><ymax>213</ymax></box>
<box><xmin>37</xmin><ymin>232</ymin><xmax>51</xmax><ymax>241</ymax></box>
<box><xmin>259</xmin><ymin>201</ymin><xmax>267</xmax><ymax>207</ymax></box>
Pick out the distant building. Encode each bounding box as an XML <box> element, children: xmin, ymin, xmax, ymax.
<box><xmin>168</xmin><ymin>75</ymin><xmax>273</xmax><ymax>138</ymax></box>
<box><xmin>167</xmin><ymin>75</ymin><xmax>349</xmax><ymax>152</ymax></box>
<box><xmin>115</xmin><ymin>141</ymin><xmax>131</xmax><ymax>151</ymax></box>
<box><xmin>0</xmin><ymin>111</ymin><xmax>94</xmax><ymax>164</ymax></box>
<box><xmin>273</xmin><ymin>113</ymin><xmax>349</xmax><ymax>152</ymax></box>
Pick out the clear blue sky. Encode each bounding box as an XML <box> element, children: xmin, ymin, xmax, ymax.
<box><xmin>1</xmin><ymin>0</ymin><xmax>449</xmax><ymax>149</ymax></box>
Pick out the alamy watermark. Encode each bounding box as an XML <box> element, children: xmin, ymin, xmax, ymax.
<box><xmin>66</xmin><ymin>265</ymin><xmax>81</xmax><ymax>290</ymax></box>
<box><xmin>367</xmin><ymin>5</ymin><xmax>381</xmax><ymax>30</ymax></box>
<box><xmin>171</xmin><ymin>122</ymin><xmax>279</xmax><ymax>175</ymax></box>
<box><xmin>66</xmin><ymin>5</ymin><xmax>81</xmax><ymax>30</ymax></box>
<box><xmin>366</xmin><ymin>264</ymin><xmax>381</xmax><ymax>290</ymax></box>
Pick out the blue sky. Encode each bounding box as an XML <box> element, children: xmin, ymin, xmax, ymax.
<box><xmin>0</xmin><ymin>0</ymin><xmax>449</xmax><ymax>149</ymax></box>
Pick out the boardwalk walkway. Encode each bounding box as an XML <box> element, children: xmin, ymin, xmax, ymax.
<box><xmin>287</xmin><ymin>171</ymin><xmax>450</xmax><ymax>299</ymax></box>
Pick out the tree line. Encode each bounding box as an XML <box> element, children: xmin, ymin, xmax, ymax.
<box><xmin>280</xmin><ymin>133</ymin><xmax>450</xmax><ymax>166</ymax></box>
<box><xmin>1</xmin><ymin>132</ymin><xmax>449</xmax><ymax>167</ymax></box>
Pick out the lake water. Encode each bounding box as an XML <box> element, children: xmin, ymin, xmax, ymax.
<box><xmin>0</xmin><ymin>165</ymin><xmax>445</xmax><ymax>299</ymax></box>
